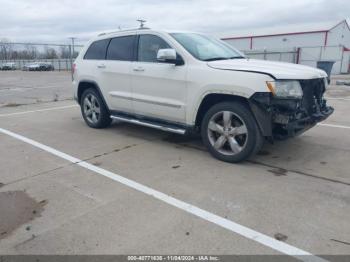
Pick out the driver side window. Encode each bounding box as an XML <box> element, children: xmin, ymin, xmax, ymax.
<box><xmin>138</xmin><ymin>35</ymin><xmax>171</xmax><ymax>63</ymax></box>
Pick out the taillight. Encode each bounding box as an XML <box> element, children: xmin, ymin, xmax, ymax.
<box><xmin>72</xmin><ymin>63</ymin><xmax>76</xmax><ymax>75</ymax></box>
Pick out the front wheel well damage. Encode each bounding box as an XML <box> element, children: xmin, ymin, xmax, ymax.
<box><xmin>195</xmin><ymin>93</ymin><xmax>273</xmax><ymax>138</ymax></box>
<box><xmin>195</xmin><ymin>93</ymin><xmax>250</xmax><ymax>127</ymax></box>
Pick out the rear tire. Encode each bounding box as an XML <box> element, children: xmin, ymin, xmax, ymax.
<box><xmin>201</xmin><ymin>102</ymin><xmax>263</xmax><ymax>163</ymax></box>
<box><xmin>80</xmin><ymin>88</ymin><xmax>111</xmax><ymax>128</ymax></box>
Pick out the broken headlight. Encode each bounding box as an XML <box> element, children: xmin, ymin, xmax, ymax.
<box><xmin>266</xmin><ymin>80</ymin><xmax>303</xmax><ymax>99</ymax></box>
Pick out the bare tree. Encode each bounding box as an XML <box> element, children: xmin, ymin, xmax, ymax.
<box><xmin>0</xmin><ymin>38</ymin><xmax>13</xmax><ymax>60</ymax></box>
<box><xmin>59</xmin><ymin>45</ymin><xmax>70</xmax><ymax>59</ymax></box>
<box><xmin>43</xmin><ymin>46</ymin><xmax>58</xmax><ymax>59</ymax></box>
<box><xmin>25</xmin><ymin>44</ymin><xmax>38</xmax><ymax>59</ymax></box>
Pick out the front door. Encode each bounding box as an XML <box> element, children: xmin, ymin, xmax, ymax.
<box><xmin>131</xmin><ymin>34</ymin><xmax>187</xmax><ymax>124</ymax></box>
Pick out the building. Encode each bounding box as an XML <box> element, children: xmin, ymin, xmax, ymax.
<box><xmin>220</xmin><ymin>20</ymin><xmax>350</xmax><ymax>74</ymax></box>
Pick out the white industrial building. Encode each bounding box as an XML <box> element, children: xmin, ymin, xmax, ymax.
<box><xmin>219</xmin><ymin>20</ymin><xmax>350</xmax><ymax>74</ymax></box>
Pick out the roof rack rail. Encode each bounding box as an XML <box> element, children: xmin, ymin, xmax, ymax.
<box><xmin>98</xmin><ymin>27</ymin><xmax>150</xmax><ymax>36</ymax></box>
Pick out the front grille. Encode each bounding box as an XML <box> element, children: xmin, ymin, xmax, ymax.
<box><xmin>299</xmin><ymin>78</ymin><xmax>326</xmax><ymax>115</ymax></box>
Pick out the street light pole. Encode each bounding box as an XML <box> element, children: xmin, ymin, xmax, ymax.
<box><xmin>68</xmin><ymin>37</ymin><xmax>76</xmax><ymax>81</ymax></box>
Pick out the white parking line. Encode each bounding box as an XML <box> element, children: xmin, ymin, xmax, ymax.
<box><xmin>0</xmin><ymin>86</ymin><xmax>55</xmax><ymax>93</ymax></box>
<box><xmin>318</xmin><ymin>123</ymin><xmax>350</xmax><ymax>129</ymax></box>
<box><xmin>0</xmin><ymin>105</ymin><xmax>78</xmax><ymax>117</ymax></box>
<box><xmin>0</xmin><ymin>127</ymin><xmax>326</xmax><ymax>262</ymax></box>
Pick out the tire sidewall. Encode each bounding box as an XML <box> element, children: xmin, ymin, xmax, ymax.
<box><xmin>81</xmin><ymin>88</ymin><xmax>111</xmax><ymax>128</ymax></box>
<box><xmin>201</xmin><ymin>102</ymin><xmax>260</xmax><ymax>163</ymax></box>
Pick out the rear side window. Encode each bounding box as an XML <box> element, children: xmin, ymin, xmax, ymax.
<box><xmin>84</xmin><ymin>39</ymin><xmax>109</xmax><ymax>60</ymax></box>
<box><xmin>107</xmin><ymin>36</ymin><xmax>135</xmax><ymax>61</ymax></box>
<box><xmin>138</xmin><ymin>34</ymin><xmax>171</xmax><ymax>63</ymax></box>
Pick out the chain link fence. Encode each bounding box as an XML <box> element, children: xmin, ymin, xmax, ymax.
<box><xmin>2</xmin><ymin>41</ymin><xmax>349</xmax><ymax>75</ymax></box>
<box><xmin>0</xmin><ymin>42</ymin><xmax>84</xmax><ymax>71</ymax></box>
<box><xmin>242</xmin><ymin>45</ymin><xmax>350</xmax><ymax>74</ymax></box>
<box><xmin>244</xmin><ymin>48</ymin><xmax>299</xmax><ymax>63</ymax></box>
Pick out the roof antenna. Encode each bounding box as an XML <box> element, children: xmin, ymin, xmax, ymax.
<box><xmin>137</xmin><ymin>19</ymin><xmax>146</xmax><ymax>29</ymax></box>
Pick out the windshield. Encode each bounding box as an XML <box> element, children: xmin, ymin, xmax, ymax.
<box><xmin>170</xmin><ymin>33</ymin><xmax>245</xmax><ymax>61</ymax></box>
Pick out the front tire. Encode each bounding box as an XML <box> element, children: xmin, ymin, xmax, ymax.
<box><xmin>81</xmin><ymin>88</ymin><xmax>111</xmax><ymax>128</ymax></box>
<box><xmin>201</xmin><ymin>102</ymin><xmax>263</xmax><ymax>163</ymax></box>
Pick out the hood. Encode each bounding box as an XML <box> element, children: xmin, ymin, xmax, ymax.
<box><xmin>207</xmin><ymin>59</ymin><xmax>327</xmax><ymax>80</ymax></box>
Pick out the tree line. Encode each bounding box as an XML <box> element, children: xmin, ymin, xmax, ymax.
<box><xmin>0</xmin><ymin>38</ymin><xmax>79</xmax><ymax>60</ymax></box>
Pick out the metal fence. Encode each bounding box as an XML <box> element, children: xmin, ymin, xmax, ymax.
<box><xmin>0</xmin><ymin>42</ymin><xmax>84</xmax><ymax>71</ymax></box>
<box><xmin>2</xmin><ymin>41</ymin><xmax>349</xmax><ymax>75</ymax></box>
<box><xmin>244</xmin><ymin>48</ymin><xmax>299</xmax><ymax>64</ymax></box>
<box><xmin>298</xmin><ymin>46</ymin><xmax>349</xmax><ymax>74</ymax></box>
<box><xmin>242</xmin><ymin>45</ymin><xmax>350</xmax><ymax>74</ymax></box>
<box><xmin>1</xmin><ymin>58</ymin><xmax>73</xmax><ymax>71</ymax></box>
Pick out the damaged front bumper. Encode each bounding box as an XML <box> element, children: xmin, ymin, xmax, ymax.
<box><xmin>272</xmin><ymin>105</ymin><xmax>333</xmax><ymax>138</ymax></box>
<box><xmin>249</xmin><ymin>78</ymin><xmax>334</xmax><ymax>140</ymax></box>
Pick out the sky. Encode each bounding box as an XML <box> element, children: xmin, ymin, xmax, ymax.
<box><xmin>0</xmin><ymin>0</ymin><xmax>349</xmax><ymax>44</ymax></box>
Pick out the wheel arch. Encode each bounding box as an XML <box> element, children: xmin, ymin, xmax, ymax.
<box><xmin>194</xmin><ymin>93</ymin><xmax>249</xmax><ymax>126</ymax></box>
<box><xmin>194</xmin><ymin>92</ymin><xmax>272</xmax><ymax>137</ymax></box>
<box><xmin>77</xmin><ymin>80</ymin><xmax>110</xmax><ymax>112</ymax></box>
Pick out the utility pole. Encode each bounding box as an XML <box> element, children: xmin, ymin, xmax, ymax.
<box><xmin>69</xmin><ymin>37</ymin><xmax>76</xmax><ymax>58</ymax></box>
<box><xmin>68</xmin><ymin>37</ymin><xmax>76</xmax><ymax>81</ymax></box>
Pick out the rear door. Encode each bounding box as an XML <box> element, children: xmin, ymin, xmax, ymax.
<box><xmin>81</xmin><ymin>38</ymin><xmax>110</xmax><ymax>83</ymax></box>
<box><xmin>131</xmin><ymin>33</ymin><xmax>187</xmax><ymax>123</ymax></box>
<box><xmin>98</xmin><ymin>34</ymin><xmax>136</xmax><ymax>112</ymax></box>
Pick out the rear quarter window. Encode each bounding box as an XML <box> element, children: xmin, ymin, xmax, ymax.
<box><xmin>84</xmin><ymin>39</ymin><xmax>110</xmax><ymax>60</ymax></box>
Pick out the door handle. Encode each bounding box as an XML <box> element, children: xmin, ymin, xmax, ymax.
<box><xmin>97</xmin><ymin>64</ymin><xmax>106</xmax><ymax>69</ymax></box>
<box><xmin>133</xmin><ymin>66</ymin><xmax>145</xmax><ymax>72</ymax></box>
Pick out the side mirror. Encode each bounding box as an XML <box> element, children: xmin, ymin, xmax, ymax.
<box><xmin>157</xmin><ymin>49</ymin><xmax>176</xmax><ymax>61</ymax></box>
<box><xmin>157</xmin><ymin>49</ymin><xmax>183</xmax><ymax>65</ymax></box>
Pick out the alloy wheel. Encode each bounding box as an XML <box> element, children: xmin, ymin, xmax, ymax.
<box><xmin>207</xmin><ymin>111</ymin><xmax>248</xmax><ymax>156</ymax></box>
<box><xmin>83</xmin><ymin>93</ymin><xmax>101</xmax><ymax>124</ymax></box>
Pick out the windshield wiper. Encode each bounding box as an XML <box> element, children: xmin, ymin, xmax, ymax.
<box><xmin>229</xmin><ymin>56</ymin><xmax>245</xmax><ymax>59</ymax></box>
<box><xmin>203</xmin><ymin>56</ymin><xmax>245</xmax><ymax>61</ymax></box>
<box><xmin>203</xmin><ymin>57</ymin><xmax>230</xmax><ymax>61</ymax></box>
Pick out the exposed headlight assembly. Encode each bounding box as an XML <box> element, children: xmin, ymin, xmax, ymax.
<box><xmin>266</xmin><ymin>80</ymin><xmax>303</xmax><ymax>99</ymax></box>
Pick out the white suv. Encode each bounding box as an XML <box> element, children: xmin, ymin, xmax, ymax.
<box><xmin>72</xmin><ymin>28</ymin><xmax>333</xmax><ymax>162</ymax></box>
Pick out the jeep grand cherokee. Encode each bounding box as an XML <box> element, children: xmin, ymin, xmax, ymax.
<box><xmin>72</xmin><ymin>28</ymin><xmax>333</xmax><ymax>162</ymax></box>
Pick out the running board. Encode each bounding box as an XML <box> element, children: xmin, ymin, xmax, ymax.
<box><xmin>111</xmin><ymin>115</ymin><xmax>186</xmax><ymax>135</ymax></box>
